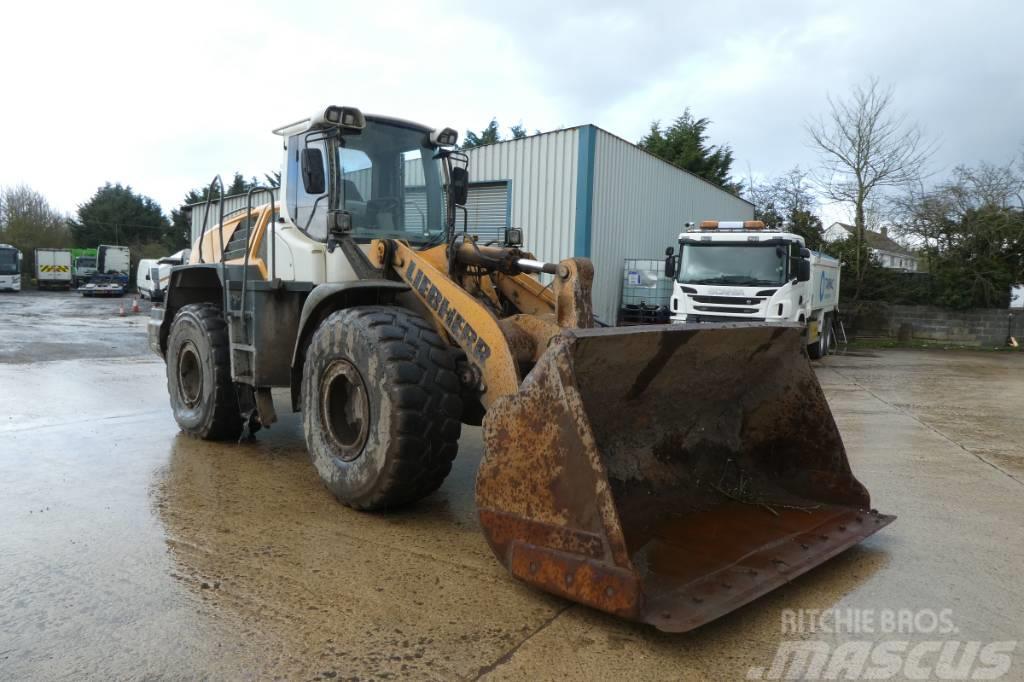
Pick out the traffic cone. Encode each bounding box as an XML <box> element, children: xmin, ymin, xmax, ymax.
<box><xmin>118</xmin><ymin>301</ymin><xmax>125</xmax><ymax>317</ymax></box>
<box><xmin>131</xmin><ymin>296</ymin><xmax>140</xmax><ymax>314</ymax></box>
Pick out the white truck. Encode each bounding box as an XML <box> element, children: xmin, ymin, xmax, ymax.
<box><xmin>35</xmin><ymin>248</ymin><xmax>73</xmax><ymax>290</ymax></box>
<box><xmin>664</xmin><ymin>220</ymin><xmax>841</xmax><ymax>358</ymax></box>
<box><xmin>0</xmin><ymin>244</ymin><xmax>21</xmax><ymax>292</ymax></box>
<box><xmin>80</xmin><ymin>244</ymin><xmax>131</xmax><ymax>296</ymax></box>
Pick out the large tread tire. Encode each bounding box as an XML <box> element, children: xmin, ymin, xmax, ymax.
<box><xmin>166</xmin><ymin>303</ymin><xmax>243</xmax><ymax>440</ymax></box>
<box><xmin>302</xmin><ymin>305</ymin><xmax>462</xmax><ymax>510</ymax></box>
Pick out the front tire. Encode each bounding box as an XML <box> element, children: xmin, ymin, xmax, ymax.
<box><xmin>302</xmin><ymin>306</ymin><xmax>462</xmax><ymax>510</ymax></box>
<box><xmin>166</xmin><ymin>303</ymin><xmax>242</xmax><ymax>440</ymax></box>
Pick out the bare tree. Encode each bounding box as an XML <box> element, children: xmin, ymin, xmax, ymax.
<box><xmin>806</xmin><ymin>77</ymin><xmax>935</xmax><ymax>294</ymax></box>
<box><xmin>745</xmin><ymin>167</ymin><xmax>825</xmax><ymax>248</ymax></box>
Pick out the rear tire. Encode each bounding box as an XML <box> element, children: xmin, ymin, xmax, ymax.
<box><xmin>302</xmin><ymin>306</ymin><xmax>462</xmax><ymax>510</ymax></box>
<box><xmin>808</xmin><ymin>314</ymin><xmax>831</xmax><ymax>359</ymax></box>
<box><xmin>166</xmin><ymin>303</ymin><xmax>243</xmax><ymax>440</ymax></box>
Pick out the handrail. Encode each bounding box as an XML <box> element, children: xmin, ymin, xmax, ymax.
<box><xmin>196</xmin><ymin>175</ymin><xmax>226</xmax><ymax>264</ymax></box>
<box><xmin>241</xmin><ymin>187</ymin><xmax>277</xmax><ymax>338</ymax></box>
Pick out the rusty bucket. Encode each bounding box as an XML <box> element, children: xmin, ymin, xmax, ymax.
<box><xmin>477</xmin><ymin>322</ymin><xmax>894</xmax><ymax>632</ymax></box>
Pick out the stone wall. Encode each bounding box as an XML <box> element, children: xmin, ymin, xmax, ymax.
<box><xmin>843</xmin><ymin>303</ymin><xmax>1022</xmax><ymax>347</ymax></box>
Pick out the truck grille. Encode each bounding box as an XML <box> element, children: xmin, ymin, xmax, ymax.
<box><xmin>690</xmin><ymin>295</ymin><xmax>764</xmax><ymax>305</ymax></box>
<box><xmin>693</xmin><ymin>305</ymin><xmax>760</xmax><ymax>314</ymax></box>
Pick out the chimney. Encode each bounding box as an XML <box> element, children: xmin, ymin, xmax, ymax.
<box><xmin>881</xmin><ymin>226</ymin><xmax>888</xmax><ymax>239</ymax></box>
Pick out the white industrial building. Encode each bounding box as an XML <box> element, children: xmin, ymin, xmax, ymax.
<box><xmin>189</xmin><ymin>124</ymin><xmax>752</xmax><ymax>323</ymax></box>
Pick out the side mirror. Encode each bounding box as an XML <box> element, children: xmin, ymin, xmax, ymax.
<box><xmin>664</xmin><ymin>256</ymin><xmax>676</xmax><ymax>279</ymax></box>
<box><xmin>450</xmin><ymin>166</ymin><xmax>469</xmax><ymax>206</ymax></box>
<box><xmin>797</xmin><ymin>259</ymin><xmax>811</xmax><ymax>282</ymax></box>
<box><xmin>301</xmin><ymin>148</ymin><xmax>326</xmax><ymax>195</ymax></box>
<box><xmin>800</xmin><ymin>247</ymin><xmax>811</xmax><ymax>259</ymax></box>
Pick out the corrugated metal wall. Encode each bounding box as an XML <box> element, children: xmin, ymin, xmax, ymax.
<box><xmin>465</xmin><ymin>128</ymin><xmax>579</xmax><ymax>265</ymax></box>
<box><xmin>190</xmin><ymin>190</ymin><xmax>280</xmax><ymax>244</ymax></box>
<box><xmin>588</xmin><ymin>129</ymin><xmax>754</xmax><ymax>324</ymax></box>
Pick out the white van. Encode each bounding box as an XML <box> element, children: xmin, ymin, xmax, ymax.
<box><xmin>136</xmin><ymin>259</ymin><xmax>159</xmax><ymax>300</ymax></box>
<box><xmin>137</xmin><ymin>250</ymin><xmax>189</xmax><ymax>302</ymax></box>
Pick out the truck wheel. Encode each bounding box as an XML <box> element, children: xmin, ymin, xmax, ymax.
<box><xmin>302</xmin><ymin>306</ymin><xmax>462</xmax><ymax>510</ymax></box>
<box><xmin>808</xmin><ymin>314</ymin><xmax>831</xmax><ymax>359</ymax></box>
<box><xmin>166</xmin><ymin>303</ymin><xmax>242</xmax><ymax>440</ymax></box>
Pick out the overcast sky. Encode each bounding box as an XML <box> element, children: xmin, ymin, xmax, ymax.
<box><xmin>2</xmin><ymin>0</ymin><xmax>1022</xmax><ymax>222</ymax></box>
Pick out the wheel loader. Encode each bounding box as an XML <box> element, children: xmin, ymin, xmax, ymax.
<box><xmin>149</xmin><ymin>106</ymin><xmax>893</xmax><ymax>632</ymax></box>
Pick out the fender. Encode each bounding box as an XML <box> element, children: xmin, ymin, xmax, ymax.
<box><xmin>153</xmin><ymin>264</ymin><xmax>225</xmax><ymax>356</ymax></box>
<box><xmin>289</xmin><ymin>280</ymin><xmax>410</xmax><ymax>411</ymax></box>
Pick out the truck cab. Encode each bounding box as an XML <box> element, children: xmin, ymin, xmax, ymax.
<box><xmin>665</xmin><ymin>221</ymin><xmax>841</xmax><ymax>357</ymax></box>
<box><xmin>72</xmin><ymin>255</ymin><xmax>97</xmax><ymax>288</ymax></box>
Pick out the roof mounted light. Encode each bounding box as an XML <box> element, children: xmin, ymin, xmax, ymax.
<box><xmin>272</xmin><ymin>106</ymin><xmax>365</xmax><ymax>136</ymax></box>
<box><xmin>430</xmin><ymin>127</ymin><xmax>459</xmax><ymax>147</ymax></box>
<box><xmin>697</xmin><ymin>220</ymin><xmax>766</xmax><ymax>231</ymax></box>
<box><xmin>317</xmin><ymin>106</ymin><xmax>365</xmax><ymax>130</ymax></box>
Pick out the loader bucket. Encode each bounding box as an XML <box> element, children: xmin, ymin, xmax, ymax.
<box><xmin>477</xmin><ymin>322</ymin><xmax>894</xmax><ymax>633</ymax></box>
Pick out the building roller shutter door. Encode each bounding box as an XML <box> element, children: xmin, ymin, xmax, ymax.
<box><xmin>403</xmin><ymin>187</ymin><xmax>430</xmax><ymax>235</ymax></box>
<box><xmin>463</xmin><ymin>182</ymin><xmax>509</xmax><ymax>244</ymax></box>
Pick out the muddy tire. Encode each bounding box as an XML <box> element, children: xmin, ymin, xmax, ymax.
<box><xmin>808</xmin><ymin>313</ymin><xmax>831</xmax><ymax>359</ymax></box>
<box><xmin>166</xmin><ymin>303</ymin><xmax>242</xmax><ymax>440</ymax></box>
<box><xmin>302</xmin><ymin>306</ymin><xmax>462</xmax><ymax>510</ymax></box>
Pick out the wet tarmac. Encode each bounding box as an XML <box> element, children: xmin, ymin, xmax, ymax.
<box><xmin>1</xmin><ymin>291</ymin><xmax>1022</xmax><ymax>679</ymax></box>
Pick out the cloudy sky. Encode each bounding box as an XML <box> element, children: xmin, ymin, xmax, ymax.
<box><xmin>2</xmin><ymin>0</ymin><xmax>1021</xmax><ymax>220</ymax></box>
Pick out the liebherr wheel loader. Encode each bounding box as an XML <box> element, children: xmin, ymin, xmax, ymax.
<box><xmin>150</xmin><ymin>106</ymin><xmax>893</xmax><ymax>632</ymax></box>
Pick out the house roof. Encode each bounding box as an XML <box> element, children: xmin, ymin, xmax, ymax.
<box><xmin>829</xmin><ymin>223</ymin><xmax>915</xmax><ymax>257</ymax></box>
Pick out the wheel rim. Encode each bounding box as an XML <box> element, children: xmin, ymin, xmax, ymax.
<box><xmin>322</xmin><ymin>359</ymin><xmax>370</xmax><ymax>462</ymax></box>
<box><xmin>177</xmin><ymin>341</ymin><xmax>203</xmax><ymax>408</ymax></box>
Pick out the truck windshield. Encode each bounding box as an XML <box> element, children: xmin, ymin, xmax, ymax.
<box><xmin>678</xmin><ymin>244</ymin><xmax>787</xmax><ymax>286</ymax></box>
<box><xmin>77</xmin><ymin>257</ymin><xmax>96</xmax><ymax>268</ymax></box>
<box><xmin>334</xmin><ymin>121</ymin><xmax>446</xmax><ymax>244</ymax></box>
<box><xmin>0</xmin><ymin>249</ymin><xmax>18</xmax><ymax>274</ymax></box>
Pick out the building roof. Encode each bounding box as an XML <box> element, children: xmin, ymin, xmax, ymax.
<box><xmin>464</xmin><ymin>124</ymin><xmax>755</xmax><ymax>208</ymax></box>
<box><xmin>829</xmin><ymin>223</ymin><xmax>915</xmax><ymax>257</ymax></box>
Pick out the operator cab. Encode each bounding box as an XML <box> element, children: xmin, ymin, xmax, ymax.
<box><xmin>274</xmin><ymin>107</ymin><xmax>459</xmax><ymax>247</ymax></box>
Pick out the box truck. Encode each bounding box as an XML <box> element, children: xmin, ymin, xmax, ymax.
<box><xmin>664</xmin><ymin>220</ymin><xmax>840</xmax><ymax>358</ymax></box>
<box><xmin>35</xmin><ymin>248</ymin><xmax>73</xmax><ymax>290</ymax></box>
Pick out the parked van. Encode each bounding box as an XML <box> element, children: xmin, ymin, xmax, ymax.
<box><xmin>137</xmin><ymin>250</ymin><xmax>189</xmax><ymax>302</ymax></box>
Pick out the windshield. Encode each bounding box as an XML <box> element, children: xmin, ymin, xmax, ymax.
<box><xmin>335</xmin><ymin>122</ymin><xmax>445</xmax><ymax>243</ymax></box>
<box><xmin>77</xmin><ymin>257</ymin><xmax>96</xmax><ymax>268</ymax></box>
<box><xmin>678</xmin><ymin>244</ymin><xmax>787</xmax><ymax>286</ymax></box>
<box><xmin>0</xmin><ymin>249</ymin><xmax>19</xmax><ymax>275</ymax></box>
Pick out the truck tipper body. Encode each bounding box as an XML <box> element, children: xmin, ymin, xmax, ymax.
<box><xmin>665</xmin><ymin>220</ymin><xmax>841</xmax><ymax>358</ymax></box>
<box><xmin>35</xmin><ymin>248</ymin><xmax>73</xmax><ymax>290</ymax></box>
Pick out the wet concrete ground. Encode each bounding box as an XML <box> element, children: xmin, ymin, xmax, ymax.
<box><xmin>1</xmin><ymin>290</ymin><xmax>1022</xmax><ymax>679</ymax></box>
